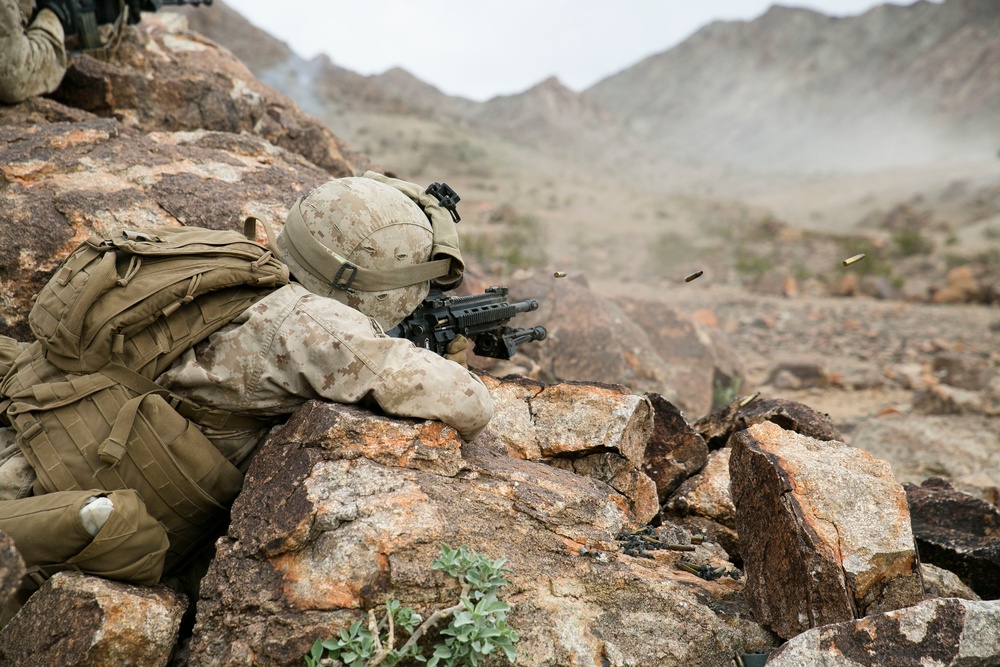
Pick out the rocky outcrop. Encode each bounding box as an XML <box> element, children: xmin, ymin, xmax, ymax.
<box><xmin>731</xmin><ymin>421</ymin><xmax>923</xmax><ymax>639</ymax></box>
<box><xmin>478</xmin><ymin>375</ymin><xmax>659</xmax><ymax>522</ymax></box>
<box><xmin>53</xmin><ymin>14</ymin><xmax>370</xmax><ymax>178</ymax></box>
<box><xmin>641</xmin><ymin>392</ymin><xmax>709</xmax><ymax>503</ymax></box>
<box><xmin>0</xmin><ymin>571</ymin><xmax>187</xmax><ymax>667</ymax></box>
<box><xmin>618</xmin><ymin>297</ymin><xmax>747</xmax><ymax>419</ymax></box>
<box><xmin>499</xmin><ymin>272</ymin><xmax>744</xmax><ymax>418</ymax></box>
<box><xmin>695</xmin><ymin>395</ymin><xmax>841</xmax><ymax>449</ymax></box>
<box><xmin>0</xmin><ymin>10</ymin><xmax>389</xmax><ymax>341</ymax></box>
<box><xmin>905</xmin><ymin>477</ymin><xmax>1000</xmax><ymax>599</ymax></box>
<box><xmin>189</xmin><ymin>391</ymin><xmax>772</xmax><ymax>666</ymax></box>
<box><xmin>766</xmin><ymin>598</ymin><xmax>1000</xmax><ymax>667</ymax></box>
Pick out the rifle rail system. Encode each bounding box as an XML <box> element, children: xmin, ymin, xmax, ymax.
<box><xmin>387</xmin><ymin>286</ymin><xmax>547</xmax><ymax>361</ymax></box>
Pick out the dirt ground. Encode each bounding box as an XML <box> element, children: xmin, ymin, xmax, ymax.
<box><xmin>593</xmin><ymin>279</ymin><xmax>1000</xmax><ymax>500</ymax></box>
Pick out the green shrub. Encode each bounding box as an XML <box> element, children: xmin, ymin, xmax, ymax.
<box><xmin>891</xmin><ymin>229</ymin><xmax>934</xmax><ymax>257</ymax></box>
<box><xmin>732</xmin><ymin>249</ymin><xmax>774</xmax><ymax>282</ymax></box>
<box><xmin>462</xmin><ymin>206</ymin><xmax>548</xmax><ymax>274</ymax></box>
<box><xmin>304</xmin><ymin>545</ymin><xmax>518</xmax><ymax>667</ymax></box>
<box><xmin>712</xmin><ymin>376</ymin><xmax>743</xmax><ymax>409</ymax></box>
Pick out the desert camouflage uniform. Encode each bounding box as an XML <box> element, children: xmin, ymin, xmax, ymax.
<box><xmin>0</xmin><ymin>0</ymin><xmax>67</xmax><ymax>104</ymax></box>
<box><xmin>0</xmin><ymin>282</ymin><xmax>493</xmax><ymax>498</ymax></box>
<box><xmin>158</xmin><ymin>282</ymin><xmax>494</xmax><ymax>467</ymax></box>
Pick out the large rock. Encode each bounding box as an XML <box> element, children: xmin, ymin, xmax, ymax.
<box><xmin>52</xmin><ymin>13</ymin><xmax>370</xmax><ymax>178</ymax></box>
<box><xmin>905</xmin><ymin>477</ymin><xmax>1000</xmax><ymax>600</ymax></box>
<box><xmin>695</xmin><ymin>396</ymin><xmax>841</xmax><ymax>449</ymax></box>
<box><xmin>0</xmin><ymin>571</ymin><xmax>187</xmax><ymax>667</ymax></box>
<box><xmin>0</xmin><ymin>105</ymin><xmax>331</xmax><ymax>340</ymax></box>
<box><xmin>766</xmin><ymin>598</ymin><xmax>1000</xmax><ymax>667</ymax></box>
<box><xmin>498</xmin><ymin>273</ymin><xmax>744</xmax><ymax>417</ymax></box>
<box><xmin>731</xmin><ymin>421</ymin><xmax>923</xmax><ymax>639</ymax></box>
<box><xmin>480</xmin><ymin>375</ymin><xmax>658</xmax><ymax>522</ymax></box>
<box><xmin>641</xmin><ymin>392</ymin><xmax>709</xmax><ymax>503</ymax></box>
<box><xmin>189</xmin><ymin>397</ymin><xmax>772</xmax><ymax>666</ymax></box>
<box><xmin>500</xmin><ymin>274</ymin><xmax>680</xmax><ymax>402</ymax></box>
<box><xmin>618</xmin><ymin>297</ymin><xmax>745</xmax><ymax>418</ymax></box>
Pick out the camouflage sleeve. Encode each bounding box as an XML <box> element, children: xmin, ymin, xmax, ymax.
<box><xmin>158</xmin><ymin>285</ymin><xmax>494</xmax><ymax>441</ymax></box>
<box><xmin>0</xmin><ymin>4</ymin><xmax>67</xmax><ymax>104</ymax></box>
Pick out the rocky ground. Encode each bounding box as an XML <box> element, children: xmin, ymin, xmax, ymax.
<box><xmin>593</xmin><ymin>279</ymin><xmax>1000</xmax><ymax>501</ymax></box>
<box><xmin>0</xmin><ymin>11</ymin><xmax>998</xmax><ymax>666</ymax></box>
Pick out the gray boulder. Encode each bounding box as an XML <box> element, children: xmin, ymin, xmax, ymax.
<box><xmin>0</xmin><ymin>571</ymin><xmax>187</xmax><ymax>667</ymax></box>
<box><xmin>766</xmin><ymin>598</ymin><xmax>1000</xmax><ymax>667</ymax></box>
<box><xmin>731</xmin><ymin>421</ymin><xmax>923</xmax><ymax>639</ymax></box>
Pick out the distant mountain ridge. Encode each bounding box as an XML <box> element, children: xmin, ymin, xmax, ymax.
<box><xmin>585</xmin><ymin>0</ymin><xmax>1000</xmax><ymax>170</ymax></box>
<box><xmin>182</xmin><ymin>0</ymin><xmax>1000</xmax><ymax>172</ymax></box>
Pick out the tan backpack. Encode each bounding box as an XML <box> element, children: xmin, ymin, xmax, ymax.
<box><xmin>1</xmin><ymin>221</ymin><xmax>289</xmax><ymax>569</ymax></box>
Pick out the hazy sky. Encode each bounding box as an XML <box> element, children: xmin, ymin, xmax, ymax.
<box><xmin>232</xmin><ymin>1</ymin><xmax>937</xmax><ymax>101</ymax></box>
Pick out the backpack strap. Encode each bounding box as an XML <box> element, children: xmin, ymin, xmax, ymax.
<box><xmin>98</xmin><ymin>362</ymin><xmax>274</xmax><ymax>432</ymax></box>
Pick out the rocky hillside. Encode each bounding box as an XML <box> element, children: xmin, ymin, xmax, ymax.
<box><xmin>0</xmin><ymin>7</ymin><xmax>999</xmax><ymax>667</ymax></box>
<box><xmin>184</xmin><ymin>0</ymin><xmax>1000</xmax><ymax>173</ymax></box>
<box><xmin>586</xmin><ymin>0</ymin><xmax>1000</xmax><ymax>171</ymax></box>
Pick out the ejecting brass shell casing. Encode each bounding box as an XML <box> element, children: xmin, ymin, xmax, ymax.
<box><xmin>842</xmin><ymin>253</ymin><xmax>866</xmax><ymax>266</ymax></box>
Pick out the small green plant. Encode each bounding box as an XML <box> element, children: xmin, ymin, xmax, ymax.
<box><xmin>732</xmin><ymin>249</ymin><xmax>775</xmax><ymax>282</ymax></box>
<box><xmin>891</xmin><ymin>229</ymin><xmax>934</xmax><ymax>257</ymax></box>
<box><xmin>462</xmin><ymin>205</ymin><xmax>548</xmax><ymax>274</ymax></box>
<box><xmin>712</xmin><ymin>376</ymin><xmax>744</xmax><ymax>409</ymax></box>
<box><xmin>304</xmin><ymin>545</ymin><xmax>518</xmax><ymax>667</ymax></box>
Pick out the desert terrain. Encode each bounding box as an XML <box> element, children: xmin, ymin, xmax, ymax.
<box><xmin>180</xmin><ymin>0</ymin><xmax>1000</xmax><ymax>501</ymax></box>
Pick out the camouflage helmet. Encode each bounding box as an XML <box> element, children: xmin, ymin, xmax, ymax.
<box><xmin>273</xmin><ymin>173</ymin><xmax>464</xmax><ymax>329</ymax></box>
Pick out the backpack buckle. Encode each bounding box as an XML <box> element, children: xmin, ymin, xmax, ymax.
<box><xmin>333</xmin><ymin>262</ymin><xmax>359</xmax><ymax>291</ymax></box>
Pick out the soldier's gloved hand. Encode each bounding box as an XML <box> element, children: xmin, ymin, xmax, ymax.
<box><xmin>36</xmin><ymin>0</ymin><xmax>75</xmax><ymax>33</ymax></box>
<box><xmin>444</xmin><ymin>335</ymin><xmax>470</xmax><ymax>368</ymax></box>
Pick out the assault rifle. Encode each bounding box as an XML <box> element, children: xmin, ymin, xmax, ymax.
<box><xmin>387</xmin><ymin>286</ymin><xmax>547</xmax><ymax>360</ymax></box>
<box><xmin>38</xmin><ymin>0</ymin><xmax>212</xmax><ymax>51</ymax></box>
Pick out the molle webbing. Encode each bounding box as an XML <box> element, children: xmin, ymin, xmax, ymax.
<box><xmin>3</xmin><ymin>225</ymin><xmax>290</xmax><ymax>567</ymax></box>
<box><xmin>29</xmin><ymin>227</ymin><xmax>289</xmax><ymax>375</ymax></box>
<box><xmin>3</xmin><ymin>352</ymin><xmax>245</xmax><ymax>569</ymax></box>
